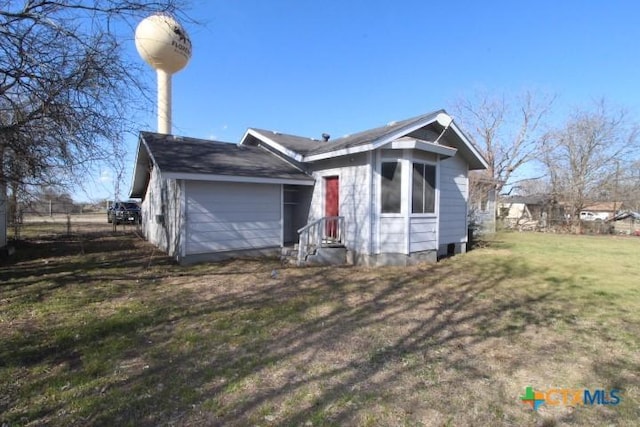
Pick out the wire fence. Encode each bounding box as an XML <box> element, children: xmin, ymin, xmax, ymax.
<box><xmin>497</xmin><ymin>217</ymin><xmax>624</xmax><ymax>235</ymax></box>
<box><xmin>8</xmin><ymin>213</ymin><xmax>140</xmax><ymax>241</ymax></box>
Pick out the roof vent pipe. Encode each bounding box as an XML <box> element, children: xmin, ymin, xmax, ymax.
<box><xmin>322</xmin><ymin>133</ymin><xmax>330</xmax><ymax>142</ymax></box>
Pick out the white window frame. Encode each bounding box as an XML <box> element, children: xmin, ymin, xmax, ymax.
<box><xmin>379</xmin><ymin>159</ymin><xmax>405</xmax><ymax>217</ymax></box>
<box><xmin>410</xmin><ymin>160</ymin><xmax>438</xmax><ymax>218</ymax></box>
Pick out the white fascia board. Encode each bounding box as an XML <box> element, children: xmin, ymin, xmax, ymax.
<box><xmin>129</xmin><ymin>136</ymin><xmax>154</xmax><ymax>198</ymax></box>
<box><xmin>450</xmin><ymin>122</ymin><xmax>489</xmax><ymax>169</ymax></box>
<box><xmin>243</xmin><ymin>129</ymin><xmax>304</xmax><ymax>163</ymax></box>
<box><xmin>303</xmin><ymin>143</ymin><xmax>378</xmax><ymax>162</ymax></box>
<box><xmin>162</xmin><ymin>172</ymin><xmax>315</xmax><ymax>186</ymax></box>
<box><xmin>238</xmin><ymin>128</ymin><xmax>253</xmax><ymax>145</ymax></box>
<box><xmin>385</xmin><ymin>138</ymin><xmax>458</xmax><ymax>157</ymax></box>
<box><xmin>128</xmin><ymin>138</ymin><xmax>144</xmax><ymax>198</ymax></box>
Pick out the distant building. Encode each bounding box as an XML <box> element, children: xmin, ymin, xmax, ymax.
<box><xmin>608</xmin><ymin>211</ymin><xmax>640</xmax><ymax>235</ymax></box>
<box><xmin>498</xmin><ymin>195</ymin><xmax>566</xmax><ymax>230</ymax></box>
<box><xmin>580</xmin><ymin>202</ymin><xmax>624</xmax><ymax>221</ymax></box>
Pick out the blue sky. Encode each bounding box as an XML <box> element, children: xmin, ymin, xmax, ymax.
<box><xmin>86</xmin><ymin>0</ymin><xmax>640</xmax><ymax>201</ymax></box>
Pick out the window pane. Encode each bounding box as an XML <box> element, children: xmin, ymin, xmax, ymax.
<box><xmin>381</xmin><ymin>162</ymin><xmax>402</xmax><ymax>213</ymax></box>
<box><xmin>412</xmin><ymin>163</ymin><xmax>424</xmax><ymax>213</ymax></box>
<box><xmin>424</xmin><ymin>164</ymin><xmax>435</xmax><ymax>213</ymax></box>
<box><xmin>412</xmin><ymin>163</ymin><xmax>436</xmax><ymax>214</ymax></box>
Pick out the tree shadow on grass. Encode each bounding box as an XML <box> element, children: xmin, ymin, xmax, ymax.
<box><xmin>3</xmin><ymin>231</ymin><xmax>629</xmax><ymax>426</ymax></box>
<box><xmin>0</xmin><ymin>232</ymin><xmax>175</xmax><ymax>300</ymax></box>
<box><xmin>74</xmin><ymin>257</ymin><xmax>564</xmax><ymax>425</ymax></box>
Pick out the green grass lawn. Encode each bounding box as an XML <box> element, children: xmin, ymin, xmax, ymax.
<box><xmin>1</xmin><ymin>229</ymin><xmax>639</xmax><ymax>426</ymax></box>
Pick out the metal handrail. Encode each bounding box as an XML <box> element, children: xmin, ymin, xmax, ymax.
<box><xmin>297</xmin><ymin>216</ymin><xmax>344</xmax><ymax>264</ymax></box>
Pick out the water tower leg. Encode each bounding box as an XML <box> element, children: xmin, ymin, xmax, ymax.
<box><xmin>157</xmin><ymin>69</ymin><xmax>172</xmax><ymax>134</ymax></box>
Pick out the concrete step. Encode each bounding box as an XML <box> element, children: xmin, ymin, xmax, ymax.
<box><xmin>280</xmin><ymin>245</ymin><xmax>299</xmax><ymax>265</ymax></box>
<box><xmin>281</xmin><ymin>248</ymin><xmax>298</xmax><ymax>257</ymax></box>
<box><xmin>305</xmin><ymin>246</ymin><xmax>347</xmax><ymax>266</ymax></box>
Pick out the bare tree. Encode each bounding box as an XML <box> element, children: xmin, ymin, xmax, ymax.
<box><xmin>541</xmin><ymin>100</ymin><xmax>640</xmax><ymax>227</ymax></box>
<box><xmin>616</xmin><ymin>160</ymin><xmax>640</xmax><ymax>211</ymax></box>
<box><xmin>451</xmin><ymin>90</ymin><xmax>555</xmax><ymax>196</ymax></box>
<box><xmin>0</xmin><ymin>0</ymin><xmax>189</xmax><ymax>202</ymax></box>
<box><xmin>516</xmin><ymin>177</ymin><xmax>553</xmax><ymax>198</ymax></box>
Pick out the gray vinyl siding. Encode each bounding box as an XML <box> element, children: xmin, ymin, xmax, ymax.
<box><xmin>438</xmin><ymin>155</ymin><xmax>468</xmax><ymax>248</ymax></box>
<box><xmin>185</xmin><ymin>181</ymin><xmax>281</xmax><ymax>254</ymax></box>
<box><xmin>308</xmin><ymin>154</ymin><xmax>372</xmax><ymax>255</ymax></box>
<box><xmin>141</xmin><ymin>167</ymin><xmax>183</xmax><ymax>257</ymax></box>
<box><xmin>410</xmin><ymin>217</ymin><xmax>438</xmax><ymax>252</ymax></box>
<box><xmin>379</xmin><ymin>217</ymin><xmax>405</xmax><ymax>253</ymax></box>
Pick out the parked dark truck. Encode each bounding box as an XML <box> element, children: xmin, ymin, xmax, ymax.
<box><xmin>107</xmin><ymin>201</ymin><xmax>141</xmax><ymax>224</ymax></box>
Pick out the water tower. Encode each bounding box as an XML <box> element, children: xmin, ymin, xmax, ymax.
<box><xmin>135</xmin><ymin>14</ymin><xmax>192</xmax><ymax>134</ymax></box>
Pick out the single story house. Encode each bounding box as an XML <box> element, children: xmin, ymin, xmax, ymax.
<box><xmin>498</xmin><ymin>196</ymin><xmax>544</xmax><ymax>229</ymax></box>
<box><xmin>580</xmin><ymin>201</ymin><xmax>624</xmax><ymax>221</ymax></box>
<box><xmin>498</xmin><ymin>195</ymin><xmax>567</xmax><ymax>230</ymax></box>
<box><xmin>130</xmin><ymin>110</ymin><xmax>488</xmax><ymax>265</ymax></box>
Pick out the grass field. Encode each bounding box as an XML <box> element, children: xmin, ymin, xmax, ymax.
<box><xmin>1</xmin><ymin>227</ymin><xmax>639</xmax><ymax>426</ymax></box>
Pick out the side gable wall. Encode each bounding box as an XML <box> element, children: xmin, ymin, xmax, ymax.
<box><xmin>438</xmin><ymin>154</ymin><xmax>469</xmax><ymax>254</ymax></box>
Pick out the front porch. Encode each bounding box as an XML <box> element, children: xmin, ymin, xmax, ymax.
<box><xmin>281</xmin><ymin>216</ymin><xmax>347</xmax><ymax>266</ymax></box>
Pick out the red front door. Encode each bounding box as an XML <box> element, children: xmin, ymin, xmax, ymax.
<box><xmin>325</xmin><ymin>176</ymin><xmax>339</xmax><ymax>238</ymax></box>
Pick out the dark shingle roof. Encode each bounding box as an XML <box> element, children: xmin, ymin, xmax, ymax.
<box><xmin>502</xmin><ymin>195</ymin><xmax>549</xmax><ymax>205</ymax></box>
<box><xmin>141</xmin><ymin>132</ymin><xmax>312</xmax><ymax>181</ymax></box>
<box><xmin>250</xmin><ymin>111</ymin><xmax>442</xmax><ymax>157</ymax></box>
<box><xmin>248</xmin><ymin>128</ymin><xmax>323</xmax><ymax>156</ymax></box>
<box><xmin>610</xmin><ymin>211</ymin><xmax>640</xmax><ymax>221</ymax></box>
<box><xmin>310</xmin><ymin>111</ymin><xmax>442</xmax><ymax>156</ymax></box>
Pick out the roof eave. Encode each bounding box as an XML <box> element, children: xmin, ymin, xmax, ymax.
<box><xmin>303</xmin><ymin>114</ymin><xmax>444</xmax><ymax>162</ymax></box>
<box><xmin>384</xmin><ymin>138</ymin><xmax>458</xmax><ymax>158</ymax></box>
<box><xmin>129</xmin><ymin>134</ymin><xmax>153</xmax><ymax>198</ymax></box>
<box><xmin>450</xmin><ymin>122</ymin><xmax>489</xmax><ymax>170</ymax></box>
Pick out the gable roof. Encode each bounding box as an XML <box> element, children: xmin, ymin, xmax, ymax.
<box><xmin>242</xmin><ymin>110</ymin><xmax>488</xmax><ymax>169</ymax></box>
<box><xmin>246</xmin><ymin>128</ymin><xmax>322</xmax><ymax>158</ymax></box>
<box><xmin>130</xmin><ymin>132</ymin><xmax>313</xmax><ymax>198</ymax></box>
<box><xmin>610</xmin><ymin>211</ymin><xmax>640</xmax><ymax>221</ymax></box>
<box><xmin>501</xmin><ymin>195</ymin><xmax>553</xmax><ymax>205</ymax></box>
<box><xmin>582</xmin><ymin>202</ymin><xmax>624</xmax><ymax>212</ymax></box>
